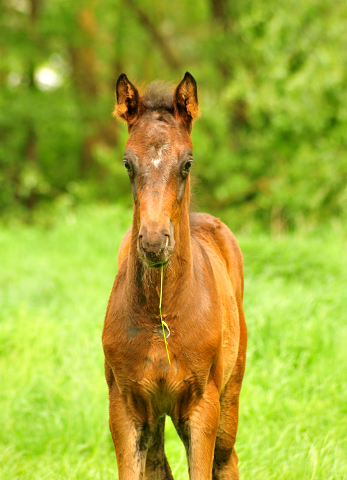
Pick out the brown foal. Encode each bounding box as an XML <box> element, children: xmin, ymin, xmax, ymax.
<box><xmin>102</xmin><ymin>72</ymin><xmax>247</xmax><ymax>480</ymax></box>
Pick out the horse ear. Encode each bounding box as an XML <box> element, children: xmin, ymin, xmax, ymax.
<box><xmin>174</xmin><ymin>72</ymin><xmax>199</xmax><ymax>132</ymax></box>
<box><xmin>114</xmin><ymin>73</ymin><xmax>143</xmax><ymax>126</ymax></box>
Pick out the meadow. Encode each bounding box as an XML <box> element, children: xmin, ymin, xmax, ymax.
<box><xmin>0</xmin><ymin>205</ymin><xmax>346</xmax><ymax>479</ymax></box>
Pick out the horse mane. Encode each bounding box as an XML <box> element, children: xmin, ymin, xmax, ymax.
<box><xmin>142</xmin><ymin>81</ymin><xmax>174</xmax><ymax>112</ymax></box>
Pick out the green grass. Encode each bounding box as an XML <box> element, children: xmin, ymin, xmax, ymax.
<box><xmin>1</xmin><ymin>205</ymin><xmax>346</xmax><ymax>479</ymax></box>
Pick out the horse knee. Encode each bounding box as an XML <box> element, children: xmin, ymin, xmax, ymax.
<box><xmin>145</xmin><ymin>455</ymin><xmax>173</xmax><ymax>480</ymax></box>
<box><xmin>213</xmin><ymin>447</ymin><xmax>239</xmax><ymax>480</ymax></box>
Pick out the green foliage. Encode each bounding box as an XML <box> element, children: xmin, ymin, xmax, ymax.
<box><xmin>192</xmin><ymin>0</ymin><xmax>347</xmax><ymax>229</ymax></box>
<box><xmin>0</xmin><ymin>206</ymin><xmax>346</xmax><ymax>478</ymax></box>
<box><xmin>0</xmin><ymin>0</ymin><xmax>346</xmax><ymax>228</ymax></box>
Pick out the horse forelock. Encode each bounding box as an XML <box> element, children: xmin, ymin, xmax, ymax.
<box><xmin>142</xmin><ymin>81</ymin><xmax>174</xmax><ymax>112</ymax></box>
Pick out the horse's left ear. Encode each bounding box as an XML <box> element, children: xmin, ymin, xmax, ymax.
<box><xmin>114</xmin><ymin>73</ymin><xmax>143</xmax><ymax>127</ymax></box>
<box><xmin>174</xmin><ymin>72</ymin><xmax>199</xmax><ymax>132</ymax></box>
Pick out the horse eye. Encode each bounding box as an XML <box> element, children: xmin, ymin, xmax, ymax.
<box><xmin>123</xmin><ymin>161</ymin><xmax>131</xmax><ymax>173</ymax></box>
<box><xmin>183</xmin><ymin>161</ymin><xmax>193</xmax><ymax>172</ymax></box>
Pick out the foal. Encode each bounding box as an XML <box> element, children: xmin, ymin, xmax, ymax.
<box><xmin>102</xmin><ymin>72</ymin><xmax>247</xmax><ymax>480</ymax></box>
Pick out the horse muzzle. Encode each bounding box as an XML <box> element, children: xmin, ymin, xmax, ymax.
<box><xmin>138</xmin><ymin>226</ymin><xmax>174</xmax><ymax>267</ymax></box>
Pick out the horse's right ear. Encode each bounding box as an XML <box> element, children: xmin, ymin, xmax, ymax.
<box><xmin>114</xmin><ymin>74</ymin><xmax>143</xmax><ymax>126</ymax></box>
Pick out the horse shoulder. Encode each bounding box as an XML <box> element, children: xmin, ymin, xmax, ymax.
<box><xmin>190</xmin><ymin>212</ymin><xmax>246</xmax><ymax>387</ymax></box>
<box><xmin>117</xmin><ymin>226</ymin><xmax>132</xmax><ymax>269</ymax></box>
<box><xmin>103</xmin><ymin>228</ymin><xmax>132</xmax><ymax>341</ymax></box>
<box><xmin>189</xmin><ymin>212</ymin><xmax>244</xmax><ymax>302</ymax></box>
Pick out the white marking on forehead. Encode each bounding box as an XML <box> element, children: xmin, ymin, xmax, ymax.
<box><xmin>152</xmin><ymin>150</ymin><xmax>163</xmax><ymax>167</ymax></box>
<box><xmin>151</xmin><ymin>144</ymin><xmax>168</xmax><ymax>168</ymax></box>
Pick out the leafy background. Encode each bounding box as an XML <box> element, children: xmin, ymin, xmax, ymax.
<box><xmin>1</xmin><ymin>0</ymin><xmax>347</xmax><ymax>229</ymax></box>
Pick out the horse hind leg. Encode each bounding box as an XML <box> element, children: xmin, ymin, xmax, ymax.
<box><xmin>212</xmin><ymin>389</ymin><xmax>240</xmax><ymax>480</ymax></box>
<box><xmin>213</xmin><ymin>293</ymin><xmax>247</xmax><ymax>480</ymax></box>
<box><xmin>145</xmin><ymin>416</ymin><xmax>174</xmax><ymax>480</ymax></box>
<box><xmin>213</xmin><ymin>361</ymin><xmax>246</xmax><ymax>479</ymax></box>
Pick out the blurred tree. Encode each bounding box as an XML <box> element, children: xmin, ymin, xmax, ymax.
<box><xmin>0</xmin><ymin>0</ymin><xmax>346</xmax><ymax>228</ymax></box>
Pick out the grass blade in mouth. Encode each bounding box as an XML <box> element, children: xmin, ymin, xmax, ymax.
<box><xmin>159</xmin><ymin>263</ymin><xmax>171</xmax><ymax>364</ymax></box>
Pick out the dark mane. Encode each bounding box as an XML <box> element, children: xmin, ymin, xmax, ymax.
<box><xmin>142</xmin><ymin>81</ymin><xmax>174</xmax><ymax>112</ymax></box>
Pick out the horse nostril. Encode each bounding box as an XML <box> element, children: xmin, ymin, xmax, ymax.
<box><xmin>159</xmin><ymin>236</ymin><xmax>169</xmax><ymax>254</ymax></box>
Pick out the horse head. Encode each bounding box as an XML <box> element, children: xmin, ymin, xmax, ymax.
<box><xmin>115</xmin><ymin>72</ymin><xmax>199</xmax><ymax>267</ymax></box>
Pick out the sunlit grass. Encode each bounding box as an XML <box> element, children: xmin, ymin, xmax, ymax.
<box><xmin>0</xmin><ymin>206</ymin><xmax>346</xmax><ymax>479</ymax></box>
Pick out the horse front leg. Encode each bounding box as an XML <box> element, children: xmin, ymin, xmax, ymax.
<box><xmin>106</xmin><ymin>364</ymin><xmax>148</xmax><ymax>480</ymax></box>
<box><xmin>109</xmin><ymin>390</ymin><xmax>148</xmax><ymax>480</ymax></box>
<box><xmin>145</xmin><ymin>416</ymin><xmax>174</xmax><ymax>480</ymax></box>
<box><xmin>177</xmin><ymin>382</ymin><xmax>220</xmax><ymax>480</ymax></box>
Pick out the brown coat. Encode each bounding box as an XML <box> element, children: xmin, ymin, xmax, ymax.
<box><xmin>102</xmin><ymin>73</ymin><xmax>247</xmax><ymax>480</ymax></box>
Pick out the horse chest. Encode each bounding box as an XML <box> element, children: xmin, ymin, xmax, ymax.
<box><xmin>103</xmin><ymin>318</ymin><xmax>219</xmax><ymax>419</ymax></box>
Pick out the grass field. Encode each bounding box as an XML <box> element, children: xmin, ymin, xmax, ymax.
<box><xmin>1</xmin><ymin>205</ymin><xmax>346</xmax><ymax>479</ymax></box>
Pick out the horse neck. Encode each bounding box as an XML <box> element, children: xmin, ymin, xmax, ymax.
<box><xmin>127</xmin><ymin>184</ymin><xmax>193</xmax><ymax>314</ymax></box>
